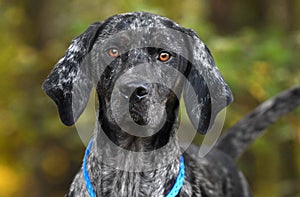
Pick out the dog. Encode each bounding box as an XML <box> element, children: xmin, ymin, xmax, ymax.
<box><xmin>41</xmin><ymin>12</ymin><xmax>289</xmax><ymax>196</ymax></box>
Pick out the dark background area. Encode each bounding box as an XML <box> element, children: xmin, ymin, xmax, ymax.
<box><xmin>0</xmin><ymin>0</ymin><xmax>299</xmax><ymax>196</ymax></box>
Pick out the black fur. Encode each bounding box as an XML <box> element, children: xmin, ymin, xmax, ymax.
<box><xmin>42</xmin><ymin>12</ymin><xmax>259</xmax><ymax>197</ymax></box>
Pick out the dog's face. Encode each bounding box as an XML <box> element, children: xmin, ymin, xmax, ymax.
<box><xmin>93</xmin><ymin>15</ymin><xmax>194</xmax><ymax>138</ymax></box>
<box><xmin>42</xmin><ymin>12</ymin><xmax>233</xmax><ymax>147</ymax></box>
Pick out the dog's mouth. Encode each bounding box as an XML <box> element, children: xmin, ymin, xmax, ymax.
<box><xmin>111</xmin><ymin>83</ymin><xmax>169</xmax><ymax>137</ymax></box>
<box><xmin>128</xmin><ymin>86</ymin><xmax>150</xmax><ymax>125</ymax></box>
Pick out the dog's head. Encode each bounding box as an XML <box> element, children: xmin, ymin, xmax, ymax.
<box><xmin>42</xmin><ymin>12</ymin><xmax>233</xmax><ymax>141</ymax></box>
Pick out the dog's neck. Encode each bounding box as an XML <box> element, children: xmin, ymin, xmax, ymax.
<box><xmin>85</xmin><ymin>121</ymin><xmax>183</xmax><ymax>196</ymax></box>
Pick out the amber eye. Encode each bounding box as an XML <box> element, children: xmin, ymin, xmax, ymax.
<box><xmin>158</xmin><ymin>51</ymin><xmax>171</xmax><ymax>62</ymax></box>
<box><xmin>107</xmin><ymin>48</ymin><xmax>119</xmax><ymax>58</ymax></box>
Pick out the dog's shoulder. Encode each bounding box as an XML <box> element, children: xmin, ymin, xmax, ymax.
<box><xmin>183</xmin><ymin>144</ymin><xmax>252</xmax><ymax>197</ymax></box>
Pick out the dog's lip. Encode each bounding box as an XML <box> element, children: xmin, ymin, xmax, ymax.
<box><xmin>120</xmin><ymin>109</ymin><xmax>148</xmax><ymax>125</ymax></box>
<box><xmin>117</xmin><ymin>114</ymin><xmax>160</xmax><ymax>137</ymax></box>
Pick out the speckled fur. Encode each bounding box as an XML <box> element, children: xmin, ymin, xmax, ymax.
<box><xmin>43</xmin><ymin>12</ymin><xmax>251</xmax><ymax>197</ymax></box>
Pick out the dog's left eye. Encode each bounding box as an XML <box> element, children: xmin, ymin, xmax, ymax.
<box><xmin>107</xmin><ymin>48</ymin><xmax>120</xmax><ymax>58</ymax></box>
<box><xmin>158</xmin><ymin>51</ymin><xmax>171</xmax><ymax>62</ymax></box>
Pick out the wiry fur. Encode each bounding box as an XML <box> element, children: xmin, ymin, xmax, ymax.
<box><xmin>42</xmin><ymin>12</ymin><xmax>300</xmax><ymax>197</ymax></box>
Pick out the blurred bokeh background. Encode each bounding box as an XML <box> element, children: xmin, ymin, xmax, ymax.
<box><xmin>0</xmin><ymin>0</ymin><xmax>300</xmax><ymax>196</ymax></box>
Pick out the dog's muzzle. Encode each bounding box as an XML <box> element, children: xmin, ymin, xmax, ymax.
<box><xmin>120</xmin><ymin>83</ymin><xmax>151</xmax><ymax>125</ymax></box>
<box><xmin>120</xmin><ymin>82</ymin><xmax>151</xmax><ymax>125</ymax></box>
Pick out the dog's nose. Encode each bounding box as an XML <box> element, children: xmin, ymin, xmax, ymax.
<box><xmin>135</xmin><ymin>86</ymin><xmax>149</xmax><ymax>99</ymax></box>
<box><xmin>120</xmin><ymin>83</ymin><xmax>149</xmax><ymax>99</ymax></box>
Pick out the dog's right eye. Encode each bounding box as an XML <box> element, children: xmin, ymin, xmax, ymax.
<box><xmin>158</xmin><ymin>51</ymin><xmax>171</xmax><ymax>62</ymax></box>
<box><xmin>107</xmin><ymin>48</ymin><xmax>119</xmax><ymax>58</ymax></box>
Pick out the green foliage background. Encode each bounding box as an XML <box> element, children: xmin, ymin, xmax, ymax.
<box><xmin>0</xmin><ymin>0</ymin><xmax>299</xmax><ymax>196</ymax></box>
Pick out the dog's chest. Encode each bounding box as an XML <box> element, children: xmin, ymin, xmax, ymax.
<box><xmin>101</xmin><ymin>171</ymin><xmax>164</xmax><ymax>196</ymax></box>
<box><xmin>97</xmin><ymin>172</ymin><xmax>193</xmax><ymax>196</ymax></box>
<box><xmin>88</xmin><ymin>156</ymin><xmax>190</xmax><ymax>196</ymax></box>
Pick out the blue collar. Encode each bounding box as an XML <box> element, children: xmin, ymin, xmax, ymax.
<box><xmin>83</xmin><ymin>139</ymin><xmax>185</xmax><ymax>197</ymax></box>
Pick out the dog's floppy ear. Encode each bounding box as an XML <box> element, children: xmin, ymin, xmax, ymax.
<box><xmin>42</xmin><ymin>22</ymin><xmax>102</xmax><ymax>126</ymax></box>
<box><xmin>184</xmin><ymin>30</ymin><xmax>233</xmax><ymax>134</ymax></box>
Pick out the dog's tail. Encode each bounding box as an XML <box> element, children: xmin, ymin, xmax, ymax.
<box><xmin>216</xmin><ymin>85</ymin><xmax>300</xmax><ymax>160</ymax></box>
